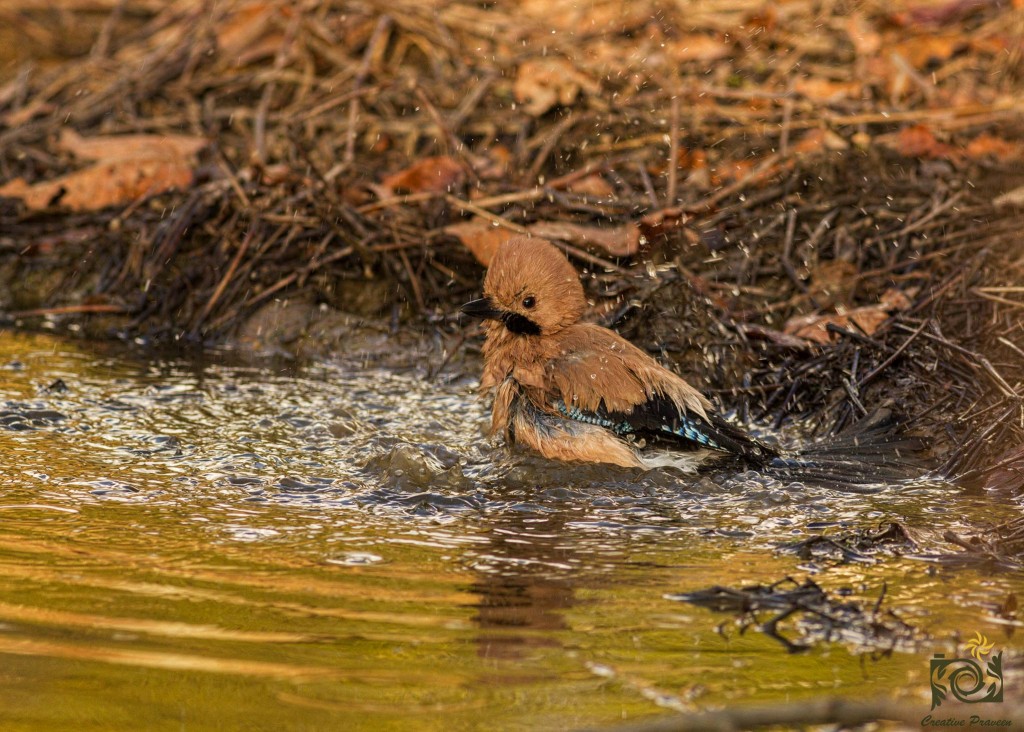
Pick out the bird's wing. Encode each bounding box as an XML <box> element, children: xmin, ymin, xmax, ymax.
<box><xmin>536</xmin><ymin>324</ymin><xmax>775</xmax><ymax>460</ymax></box>
<box><xmin>537</xmin><ymin>323</ymin><xmax>710</xmax><ymax>416</ymax></box>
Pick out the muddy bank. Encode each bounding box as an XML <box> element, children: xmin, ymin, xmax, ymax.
<box><xmin>2</xmin><ymin>0</ymin><xmax>1024</xmax><ymax>485</ymax></box>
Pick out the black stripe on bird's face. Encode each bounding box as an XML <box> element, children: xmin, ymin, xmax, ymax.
<box><xmin>500</xmin><ymin>311</ymin><xmax>541</xmax><ymax>335</ymax></box>
<box><xmin>461</xmin><ymin>297</ymin><xmax>541</xmax><ymax>336</ymax></box>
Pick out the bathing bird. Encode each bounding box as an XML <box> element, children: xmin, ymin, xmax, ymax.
<box><xmin>461</xmin><ymin>236</ymin><xmax>921</xmax><ymax>483</ymax></box>
<box><xmin>460</xmin><ymin>236</ymin><xmax>779</xmax><ymax>470</ymax></box>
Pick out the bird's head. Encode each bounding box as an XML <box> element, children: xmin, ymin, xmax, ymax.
<box><xmin>461</xmin><ymin>237</ymin><xmax>586</xmax><ymax>337</ymax></box>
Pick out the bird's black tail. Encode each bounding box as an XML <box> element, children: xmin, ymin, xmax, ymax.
<box><xmin>760</xmin><ymin>409</ymin><xmax>929</xmax><ymax>491</ymax></box>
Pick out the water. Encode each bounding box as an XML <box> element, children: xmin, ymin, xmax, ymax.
<box><xmin>0</xmin><ymin>329</ymin><xmax>1020</xmax><ymax>730</ymax></box>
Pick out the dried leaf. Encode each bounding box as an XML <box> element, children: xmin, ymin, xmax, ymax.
<box><xmin>794</xmin><ymin>77</ymin><xmax>862</xmax><ymax>102</ymax></box>
<box><xmin>784</xmin><ymin>283</ymin><xmax>912</xmax><ymax>344</ymax></box>
<box><xmin>567</xmin><ymin>174</ymin><xmax>614</xmax><ymax>197</ymax></box>
<box><xmin>260</xmin><ymin>164</ymin><xmax>294</xmax><ymax>186</ymax></box>
<box><xmin>784</xmin><ymin>306</ymin><xmax>892</xmax><ymax>344</ymax></box>
<box><xmin>786</xmin><ymin>315</ymin><xmax>836</xmax><ymax>345</ymax></box>
<box><xmin>513</xmin><ymin>58</ymin><xmax>597</xmax><ymax>116</ymax></box>
<box><xmin>450</xmin><ymin>213</ymin><xmax>643</xmax><ymax>265</ymax></box>
<box><xmin>528</xmin><ymin>220</ymin><xmax>640</xmax><ymax>257</ymax></box>
<box><xmin>0</xmin><ymin>130</ymin><xmax>207</xmax><ymax>212</ymax></box>
<box><xmin>216</xmin><ymin>1</ymin><xmax>282</xmax><ymax>66</ymax></box>
<box><xmin>964</xmin><ymin>133</ymin><xmax>1023</xmax><ymax>161</ymax></box>
<box><xmin>444</xmin><ymin>218</ymin><xmax>518</xmax><ymax>266</ymax></box>
<box><xmin>0</xmin><ymin>158</ymin><xmax>195</xmax><ymax>212</ymax></box>
<box><xmin>667</xmin><ymin>35</ymin><xmax>732</xmax><ymax>63</ymax></box>
<box><xmin>889</xmin><ymin>124</ymin><xmax>958</xmax><ymax>160</ymax></box>
<box><xmin>792</xmin><ymin>129</ymin><xmax>850</xmax><ymax>156</ymax></box>
<box><xmin>880</xmin><ymin>287</ymin><xmax>914</xmax><ymax>311</ymax></box>
<box><xmin>58</xmin><ymin>129</ymin><xmax>207</xmax><ymax>163</ymax></box>
<box><xmin>380</xmin><ymin>156</ymin><xmax>465</xmax><ymax>195</ymax></box>
<box><xmin>891</xmin><ymin>34</ymin><xmax>962</xmax><ymax>69</ymax></box>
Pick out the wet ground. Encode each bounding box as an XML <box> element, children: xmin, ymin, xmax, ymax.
<box><xmin>0</xmin><ymin>328</ymin><xmax>1021</xmax><ymax>730</ymax></box>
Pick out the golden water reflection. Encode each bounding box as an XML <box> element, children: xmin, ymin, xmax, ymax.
<box><xmin>0</xmin><ymin>329</ymin><xmax>1020</xmax><ymax>730</ymax></box>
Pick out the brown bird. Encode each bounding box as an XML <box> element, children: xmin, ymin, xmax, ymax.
<box><xmin>461</xmin><ymin>236</ymin><xmax>778</xmax><ymax>470</ymax></box>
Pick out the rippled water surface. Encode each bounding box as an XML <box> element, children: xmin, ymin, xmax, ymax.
<box><xmin>0</xmin><ymin>329</ymin><xmax>1020</xmax><ymax>730</ymax></box>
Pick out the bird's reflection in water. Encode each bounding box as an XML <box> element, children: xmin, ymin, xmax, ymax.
<box><xmin>469</xmin><ymin>510</ymin><xmax>578</xmax><ymax>672</ymax></box>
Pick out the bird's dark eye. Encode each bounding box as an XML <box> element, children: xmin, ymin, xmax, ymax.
<box><xmin>522</xmin><ymin>296</ymin><xmax>536</xmax><ymax>309</ymax></box>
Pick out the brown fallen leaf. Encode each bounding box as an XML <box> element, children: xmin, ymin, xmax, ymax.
<box><xmin>784</xmin><ymin>282</ymin><xmax>915</xmax><ymax>344</ymax></box>
<box><xmin>217</xmin><ymin>2</ymin><xmax>276</xmax><ymax>49</ymax></box>
<box><xmin>885</xmin><ymin>124</ymin><xmax>959</xmax><ymax>160</ymax></box>
<box><xmin>260</xmin><ymin>163</ymin><xmax>296</xmax><ymax>186</ymax></box>
<box><xmin>846</xmin><ymin>308</ymin><xmax>892</xmax><ymax>337</ymax></box>
<box><xmin>528</xmin><ymin>220</ymin><xmax>640</xmax><ymax>257</ymax></box>
<box><xmin>964</xmin><ymin>133</ymin><xmax>1024</xmax><ymax>161</ymax></box>
<box><xmin>450</xmin><ymin>215</ymin><xmax>642</xmax><ymax>266</ymax></box>
<box><xmin>667</xmin><ymin>35</ymin><xmax>732</xmax><ymax>63</ymax></box>
<box><xmin>380</xmin><ymin>156</ymin><xmax>465</xmax><ymax>195</ymax></box>
<box><xmin>891</xmin><ymin>34</ymin><xmax>963</xmax><ymax>69</ymax></box>
<box><xmin>791</xmin><ymin>128</ymin><xmax>850</xmax><ymax>156</ymax></box>
<box><xmin>513</xmin><ymin>58</ymin><xmax>598</xmax><ymax>116</ymax></box>
<box><xmin>444</xmin><ymin>218</ymin><xmax>518</xmax><ymax>266</ymax></box>
<box><xmin>0</xmin><ymin>130</ymin><xmax>208</xmax><ymax>212</ymax></box>
<box><xmin>784</xmin><ymin>306</ymin><xmax>892</xmax><ymax>345</ymax></box>
<box><xmin>58</xmin><ymin>129</ymin><xmax>208</xmax><ymax>162</ymax></box>
<box><xmin>793</xmin><ymin>77</ymin><xmax>862</xmax><ymax>102</ymax></box>
<box><xmin>0</xmin><ymin>158</ymin><xmax>195</xmax><ymax>212</ymax></box>
<box><xmin>215</xmin><ymin>1</ymin><xmax>285</xmax><ymax>67</ymax></box>
<box><xmin>880</xmin><ymin>287</ymin><xmax>915</xmax><ymax>311</ymax></box>
<box><xmin>567</xmin><ymin>174</ymin><xmax>614</xmax><ymax>197</ymax></box>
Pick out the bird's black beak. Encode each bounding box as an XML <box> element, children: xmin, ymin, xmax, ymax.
<box><xmin>460</xmin><ymin>297</ymin><xmax>501</xmax><ymax>321</ymax></box>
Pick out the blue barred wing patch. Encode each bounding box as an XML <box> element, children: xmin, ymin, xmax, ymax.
<box><xmin>660</xmin><ymin>419</ymin><xmax>720</xmax><ymax>449</ymax></box>
<box><xmin>554</xmin><ymin>399</ymin><xmax>720</xmax><ymax>449</ymax></box>
<box><xmin>554</xmin><ymin>400</ymin><xmax>634</xmax><ymax>435</ymax></box>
